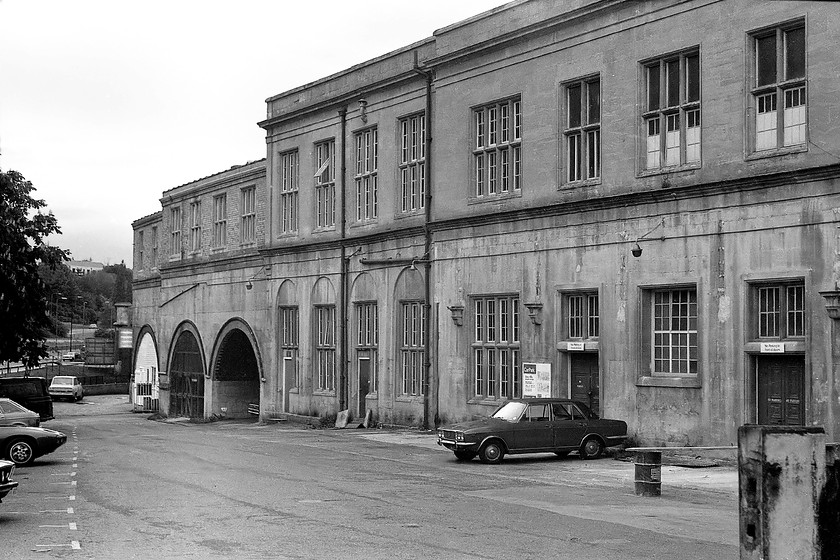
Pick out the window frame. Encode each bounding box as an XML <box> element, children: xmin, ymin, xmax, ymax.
<box><xmin>314</xmin><ymin>304</ymin><xmax>336</xmax><ymax>394</ymax></box>
<box><xmin>240</xmin><ymin>186</ymin><xmax>256</xmax><ymax>244</ymax></box>
<box><xmin>750</xmin><ymin>280</ymin><xmax>806</xmax><ymax>341</ymax></box>
<box><xmin>472</xmin><ymin>294</ymin><xmax>521</xmax><ymax>401</ymax></box>
<box><xmin>472</xmin><ymin>97</ymin><xmax>522</xmax><ymax>200</ymax></box>
<box><xmin>137</xmin><ymin>230</ymin><xmax>144</xmax><ymax>270</ymax></box>
<box><xmin>399</xmin><ymin>300</ymin><xmax>426</xmax><ymax>398</ymax></box>
<box><xmin>278</xmin><ymin>150</ymin><xmax>299</xmax><ymax>235</ymax></box>
<box><xmin>151</xmin><ymin>226</ymin><xmax>158</xmax><ymax>267</ymax></box>
<box><xmin>354</xmin><ymin>127</ymin><xmax>378</xmax><ymax>222</ymax></box>
<box><xmin>169</xmin><ymin>206</ymin><xmax>181</xmax><ymax>257</ymax></box>
<box><xmin>212</xmin><ymin>194</ymin><xmax>227</xmax><ymax>248</ymax></box>
<box><xmin>279</xmin><ymin>306</ymin><xmax>300</xmax><ymax>390</ymax></box>
<box><xmin>314</xmin><ymin>139</ymin><xmax>336</xmax><ymax>229</ymax></box>
<box><xmin>399</xmin><ymin>112</ymin><xmax>426</xmax><ymax>214</ymax></box>
<box><xmin>188</xmin><ymin>200</ymin><xmax>201</xmax><ymax>253</ymax></box>
<box><xmin>355</xmin><ymin>301</ymin><xmax>379</xmax><ymax>394</ymax></box>
<box><xmin>563</xmin><ymin>75</ymin><xmax>601</xmax><ymax>185</ymax></box>
<box><xmin>564</xmin><ymin>291</ymin><xmax>600</xmax><ymax>340</ymax></box>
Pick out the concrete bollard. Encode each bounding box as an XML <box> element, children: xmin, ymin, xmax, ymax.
<box><xmin>738</xmin><ymin>425</ymin><xmax>827</xmax><ymax>560</ymax></box>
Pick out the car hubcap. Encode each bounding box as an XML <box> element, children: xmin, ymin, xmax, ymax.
<box><xmin>486</xmin><ymin>446</ymin><xmax>499</xmax><ymax>460</ymax></box>
<box><xmin>10</xmin><ymin>443</ymin><xmax>32</xmax><ymax>463</ymax></box>
<box><xmin>585</xmin><ymin>441</ymin><xmax>599</xmax><ymax>455</ymax></box>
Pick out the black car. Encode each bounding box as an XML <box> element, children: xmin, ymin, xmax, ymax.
<box><xmin>0</xmin><ymin>460</ymin><xmax>17</xmax><ymax>503</ymax></box>
<box><xmin>0</xmin><ymin>377</ymin><xmax>54</xmax><ymax>421</ymax></box>
<box><xmin>0</xmin><ymin>426</ymin><xmax>67</xmax><ymax>466</ymax></box>
<box><xmin>437</xmin><ymin>398</ymin><xmax>628</xmax><ymax>464</ymax></box>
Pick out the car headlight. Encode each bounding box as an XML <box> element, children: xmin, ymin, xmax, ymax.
<box><xmin>456</xmin><ymin>432</ymin><xmax>464</xmax><ymax>442</ymax></box>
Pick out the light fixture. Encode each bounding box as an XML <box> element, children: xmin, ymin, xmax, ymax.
<box><xmin>630</xmin><ymin>218</ymin><xmax>665</xmax><ymax>258</ymax></box>
<box><xmin>631</xmin><ymin>242</ymin><xmax>643</xmax><ymax>258</ymax></box>
<box><xmin>246</xmin><ymin>281</ymin><xmax>253</xmax><ymax>290</ymax></box>
<box><xmin>245</xmin><ymin>266</ymin><xmax>269</xmax><ymax>290</ymax></box>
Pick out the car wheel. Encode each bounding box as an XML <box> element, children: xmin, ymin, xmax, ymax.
<box><xmin>6</xmin><ymin>439</ymin><xmax>36</xmax><ymax>466</ymax></box>
<box><xmin>453</xmin><ymin>449</ymin><xmax>477</xmax><ymax>461</ymax></box>
<box><xmin>554</xmin><ymin>451</ymin><xmax>570</xmax><ymax>458</ymax></box>
<box><xmin>478</xmin><ymin>440</ymin><xmax>505</xmax><ymax>464</ymax></box>
<box><xmin>579</xmin><ymin>437</ymin><xmax>604</xmax><ymax>460</ymax></box>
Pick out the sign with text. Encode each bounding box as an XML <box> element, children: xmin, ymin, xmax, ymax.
<box><xmin>567</xmin><ymin>342</ymin><xmax>585</xmax><ymax>351</ymax></box>
<box><xmin>118</xmin><ymin>328</ymin><xmax>134</xmax><ymax>349</ymax></box>
<box><xmin>760</xmin><ymin>342</ymin><xmax>785</xmax><ymax>354</ymax></box>
<box><xmin>523</xmin><ymin>362</ymin><xmax>552</xmax><ymax>397</ymax></box>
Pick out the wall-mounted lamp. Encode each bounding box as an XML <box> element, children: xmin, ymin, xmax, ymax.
<box><xmin>630</xmin><ymin>218</ymin><xmax>666</xmax><ymax>258</ymax></box>
<box><xmin>359</xmin><ymin>97</ymin><xmax>368</xmax><ymax>123</ymax></box>
<box><xmin>448</xmin><ymin>305</ymin><xmax>465</xmax><ymax>327</ymax></box>
<box><xmin>245</xmin><ymin>266</ymin><xmax>269</xmax><ymax>290</ymax></box>
<box><xmin>524</xmin><ymin>302</ymin><xmax>544</xmax><ymax>325</ymax></box>
<box><xmin>820</xmin><ymin>290</ymin><xmax>840</xmax><ymax>320</ymax></box>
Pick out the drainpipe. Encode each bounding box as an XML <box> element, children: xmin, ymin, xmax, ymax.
<box><xmin>339</xmin><ymin>107</ymin><xmax>349</xmax><ymax>411</ymax></box>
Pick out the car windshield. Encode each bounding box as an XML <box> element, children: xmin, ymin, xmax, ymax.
<box><xmin>491</xmin><ymin>402</ymin><xmax>527</xmax><ymax>422</ymax></box>
<box><xmin>53</xmin><ymin>378</ymin><xmax>73</xmax><ymax>385</ymax></box>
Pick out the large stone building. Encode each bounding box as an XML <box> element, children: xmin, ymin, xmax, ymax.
<box><xmin>132</xmin><ymin>0</ymin><xmax>840</xmax><ymax>446</ymax></box>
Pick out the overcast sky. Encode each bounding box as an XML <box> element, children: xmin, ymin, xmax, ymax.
<box><xmin>0</xmin><ymin>0</ymin><xmax>506</xmax><ymax>266</ymax></box>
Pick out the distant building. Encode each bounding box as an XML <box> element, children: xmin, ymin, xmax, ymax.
<box><xmin>132</xmin><ymin>0</ymin><xmax>840</xmax><ymax>446</ymax></box>
<box><xmin>68</xmin><ymin>259</ymin><xmax>105</xmax><ymax>276</ymax></box>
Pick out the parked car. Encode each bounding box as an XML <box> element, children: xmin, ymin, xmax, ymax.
<box><xmin>0</xmin><ymin>377</ymin><xmax>54</xmax><ymax>421</ymax></box>
<box><xmin>0</xmin><ymin>398</ymin><xmax>40</xmax><ymax>427</ymax></box>
<box><xmin>48</xmin><ymin>376</ymin><xmax>84</xmax><ymax>402</ymax></box>
<box><xmin>61</xmin><ymin>352</ymin><xmax>80</xmax><ymax>362</ymax></box>
<box><xmin>437</xmin><ymin>398</ymin><xmax>628</xmax><ymax>464</ymax></box>
<box><xmin>0</xmin><ymin>460</ymin><xmax>17</xmax><ymax>503</ymax></box>
<box><xmin>0</xmin><ymin>425</ymin><xmax>67</xmax><ymax>466</ymax></box>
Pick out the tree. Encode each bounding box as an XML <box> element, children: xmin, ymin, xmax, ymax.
<box><xmin>0</xmin><ymin>169</ymin><xmax>68</xmax><ymax>366</ymax></box>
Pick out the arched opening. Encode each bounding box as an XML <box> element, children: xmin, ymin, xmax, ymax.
<box><xmin>212</xmin><ymin>324</ymin><xmax>261</xmax><ymax>418</ymax></box>
<box><xmin>169</xmin><ymin>330</ymin><xmax>205</xmax><ymax>418</ymax></box>
<box><xmin>133</xmin><ymin>328</ymin><xmax>160</xmax><ymax>412</ymax></box>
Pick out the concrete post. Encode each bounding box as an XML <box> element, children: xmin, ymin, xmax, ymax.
<box><xmin>738</xmin><ymin>425</ymin><xmax>826</xmax><ymax>559</ymax></box>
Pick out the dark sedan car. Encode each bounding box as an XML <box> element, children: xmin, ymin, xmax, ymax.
<box><xmin>0</xmin><ymin>426</ymin><xmax>67</xmax><ymax>466</ymax></box>
<box><xmin>437</xmin><ymin>398</ymin><xmax>627</xmax><ymax>464</ymax></box>
<box><xmin>0</xmin><ymin>460</ymin><xmax>17</xmax><ymax>503</ymax></box>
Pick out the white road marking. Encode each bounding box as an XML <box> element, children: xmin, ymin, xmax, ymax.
<box><xmin>38</xmin><ymin>523</ymin><xmax>76</xmax><ymax>529</ymax></box>
<box><xmin>39</xmin><ymin>508</ymin><xmax>74</xmax><ymax>514</ymax></box>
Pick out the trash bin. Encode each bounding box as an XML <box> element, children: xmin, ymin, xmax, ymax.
<box><xmin>634</xmin><ymin>450</ymin><xmax>662</xmax><ymax>497</ymax></box>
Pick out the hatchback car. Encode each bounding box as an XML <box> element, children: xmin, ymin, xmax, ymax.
<box><xmin>0</xmin><ymin>398</ymin><xmax>40</xmax><ymax>427</ymax></box>
<box><xmin>437</xmin><ymin>398</ymin><xmax>628</xmax><ymax>464</ymax></box>
<box><xmin>49</xmin><ymin>376</ymin><xmax>84</xmax><ymax>401</ymax></box>
<box><xmin>0</xmin><ymin>459</ymin><xmax>17</xmax><ymax>503</ymax></box>
<box><xmin>0</xmin><ymin>425</ymin><xmax>67</xmax><ymax>466</ymax></box>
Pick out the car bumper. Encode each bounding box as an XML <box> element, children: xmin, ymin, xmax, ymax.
<box><xmin>437</xmin><ymin>438</ymin><xmax>480</xmax><ymax>452</ymax></box>
<box><xmin>0</xmin><ymin>481</ymin><xmax>18</xmax><ymax>502</ymax></box>
<box><xmin>38</xmin><ymin>433</ymin><xmax>67</xmax><ymax>455</ymax></box>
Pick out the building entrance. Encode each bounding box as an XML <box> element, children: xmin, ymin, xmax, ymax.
<box><xmin>757</xmin><ymin>355</ymin><xmax>805</xmax><ymax>425</ymax></box>
<box><xmin>570</xmin><ymin>353</ymin><xmax>600</xmax><ymax>415</ymax></box>
<box><xmin>170</xmin><ymin>331</ymin><xmax>204</xmax><ymax>418</ymax></box>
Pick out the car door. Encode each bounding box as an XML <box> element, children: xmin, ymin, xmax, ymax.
<box><xmin>511</xmin><ymin>403</ymin><xmax>554</xmax><ymax>451</ymax></box>
<box><xmin>551</xmin><ymin>402</ymin><xmax>589</xmax><ymax>450</ymax></box>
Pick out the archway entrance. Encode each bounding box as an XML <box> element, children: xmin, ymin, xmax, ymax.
<box><xmin>170</xmin><ymin>331</ymin><xmax>204</xmax><ymax>418</ymax></box>
<box><xmin>213</xmin><ymin>328</ymin><xmax>260</xmax><ymax>418</ymax></box>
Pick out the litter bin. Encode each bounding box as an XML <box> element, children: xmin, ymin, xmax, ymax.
<box><xmin>634</xmin><ymin>450</ymin><xmax>662</xmax><ymax>497</ymax></box>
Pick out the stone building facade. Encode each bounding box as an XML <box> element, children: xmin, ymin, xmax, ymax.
<box><xmin>132</xmin><ymin>0</ymin><xmax>840</xmax><ymax>446</ymax></box>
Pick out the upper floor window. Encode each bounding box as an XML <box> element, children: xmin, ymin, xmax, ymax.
<box><xmin>473</xmin><ymin>295</ymin><xmax>521</xmax><ymax>400</ymax></box>
<box><xmin>643</xmin><ymin>49</ymin><xmax>701</xmax><ymax>171</ymax></box>
<box><xmin>279</xmin><ymin>150</ymin><xmax>299</xmax><ymax>235</ymax></box>
<box><xmin>212</xmin><ymin>194</ymin><xmax>227</xmax><ymax>247</ymax></box>
<box><xmin>151</xmin><ymin>226</ymin><xmax>158</xmax><ymax>266</ymax></box>
<box><xmin>399</xmin><ymin>113</ymin><xmax>425</xmax><ymax>213</ymax></box>
<box><xmin>240</xmin><ymin>187</ymin><xmax>256</xmax><ymax>244</ymax></box>
<box><xmin>750</xmin><ymin>22</ymin><xmax>806</xmax><ymax>153</ymax></box>
<box><xmin>315</xmin><ymin>140</ymin><xmax>336</xmax><ymax>229</ymax></box>
<box><xmin>170</xmin><ymin>207</ymin><xmax>181</xmax><ymax>256</ymax></box>
<box><xmin>189</xmin><ymin>201</ymin><xmax>201</xmax><ymax>252</ymax></box>
<box><xmin>355</xmin><ymin>128</ymin><xmax>378</xmax><ymax>222</ymax></box>
<box><xmin>564</xmin><ymin>77</ymin><xmax>600</xmax><ymax>183</ymax></box>
<box><xmin>474</xmin><ymin>98</ymin><xmax>521</xmax><ymax>198</ymax></box>
<box><xmin>137</xmin><ymin>230</ymin><xmax>144</xmax><ymax>270</ymax></box>
<box><xmin>754</xmin><ymin>281</ymin><xmax>805</xmax><ymax>339</ymax></box>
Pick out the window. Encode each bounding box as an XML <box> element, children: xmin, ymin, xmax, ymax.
<box><xmin>356</xmin><ymin>302</ymin><xmax>378</xmax><ymax>394</ymax></box>
<box><xmin>212</xmin><ymin>194</ymin><xmax>227</xmax><ymax>247</ymax></box>
<box><xmin>564</xmin><ymin>77</ymin><xmax>600</xmax><ymax>183</ymax></box>
<box><xmin>279</xmin><ymin>306</ymin><xmax>299</xmax><ymax>389</ymax></box>
<box><xmin>315</xmin><ymin>140</ymin><xmax>335</xmax><ymax>228</ymax></box>
<box><xmin>355</xmin><ymin>128</ymin><xmax>378</xmax><ymax>221</ymax></box>
<box><xmin>400</xmin><ymin>301</ymin><xmax>426</xmax><ymax>396</ymax></box>
<box><xmin>643</xmin><ymin>49</ymin><xmax>701</xmax><ymax>170</ymax></box>
<box><xmin>399</xmin><ymin>113</ymin><xmax>425</xmax><ymax>213</ymax></box>
<box><xmin>170</xmin><ymin>206</ymin><xmax>181</xmax><ymax>256</ymax></box>
<box><xmin>151</xmin><ymin>226</ymin><xmax>158</xmax><ymax>266</ymax></box>
<box><xmin>756</xmin><ymin>281</ymin><xmax>805</xmax><ymax>339</ymax></box>
<box><xmin>189</xmin><ymin>201</ymin><xmax>201</xmax><ymax>252</ymax></box>
<box><xmin>137</xmin><ymin>230</ymin><xmax>144</xmax><ymax>270</ymax></box>
<box><xmin>474</xmin><ymin>98</ymin><xmax>521</xmax><ymax>197</ymax></box>
<box><xmin>279</xmin><ymin>150</ymin><xmax>299</xmax><ymax>234</ymax></box>
<box><xmin>473</xmin><ymin>295</ymin><xmax>521</xmax><ymax>399</ymax></box>
<box><xmin>566</xmin><ymin>292</ymin><xmax>599</xmax><ymax>339</ymax></box>
<box><xmin>315</xmin><ymin>305</ymin><xmax>335</xmax><ymax>392</ymax></box>
<box><xmin>651</xmin><ymin>288</ymin><xmax>697</xmax><ymax>375</ymax></box>
<box><xmin>751</xmin><ymin>22</ymin><xmax>806</xmax><ymax>152</ymax></box>
<box><xmin>241</xmin><ymin>187</ymin><xmax>256</xmax><ymax>244</ymax></box>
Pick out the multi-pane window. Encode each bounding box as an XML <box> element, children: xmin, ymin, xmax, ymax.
<box><xmin>137</xmin><ymin>230</ymin><xmax>144</xmax><ymax>270</ymax></box>
<box><xmin>474</xmin><ymin>98</ymin><xmax>521</xmax><ymax>197</ymax></box>
<box><xmin>212</xmin><ymin>194</ymin><xmax>227</xmax><ymax>247</ymax></box>
<box><xmin>315</xmin><ymin>305</ymin><xmax>336</xmax><ymax>392</ymax></box>
<box><xmin>652</xmin><ymin>289</ymin><xmax>698</xmax><ymax>375</ymax></box>
<box><xmin>189</xmin><ymin>201</ymin><xmax>201</xmax><ymax>252</ymax></box>
<box><xmin>151</xmin><ymin>226</ymin><xmax>158</xmax><ymax>266</ymax></box>
<box><xmin>170</xmin><ymin>206</ymin><xmax>181</xmax><ymax>256</ymax></box>
<box><xmin>400</xmin><ymin>113</ymin><xmax>425</xmax><ymax>213</ymax></box>
<box><xmin>400</xmin><ymin>301</ymin><xmax>426</xmax><ymax>396</ymax></box>
<box><xmin>567</xmin><ymin>292</ymin><xmax>599</xmax><ymax>339</ymax></box>
<box><xmin>757</xmin><ymin>282</ymin><xmax>805</xmax><ymax>339</ymax></box>
<box><xmin>643</xmin><ymin>49</ymin><xmax>701</xmax><ymax>170</ymax></box>
<box><xmin>473</xmin><ymin>295</ymin><xmax>521</xmax><ymax>399</ymax></box>
<box><xmin>565</xmin><ymin>77</ymin><xmax>600</xmax><ymax>183</ymax></box>
<box><xmin>355</xmin><ymin>128</ymin><xmax>378</xmax><ymax>221</ymax></box>
<box><xmin>315</xmin><ymin>140</ymin><xmax>335</xmax><ymax>228</ymax></box>
<box><xmin>752</xmin><ymin>23</ymin><xmax>806</xmax><ymax>152</ymax></box>
<box><xmin>279</xmin><ymin>150</ymin><xmax>299</xmax><ymax>234</ymax></box>
<box><xmin>279</xmin><ymin>306</ymin><xmax>300</xmax><ymax>389</ymax></box>
<box><xmin>240</xmin><ymin>187</ymin><xmax>256</xmax><ymax>244</ymax></box>
<box><xmin>356</xmin><ymin>302</ymin><xmax>378</xmax><ymax>394</ymax></box>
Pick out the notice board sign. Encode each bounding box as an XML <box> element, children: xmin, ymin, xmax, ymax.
<box><xmin>118</xmin><ymin>328</ymin><xmax>133</xmax><ymax>349</ymax></box>
<box><xmin>523</xmin><ymin>362</ymin><xmax>551</xmax><ymax>397</ymax></box>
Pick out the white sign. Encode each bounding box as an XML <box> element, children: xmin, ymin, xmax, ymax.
<box><xmin>760</xmin><ymin>342</ymin><xmax>785</xmax><ymax>354</ymax></box>
<box><xmin>567</xmin><ymin>342</ymin><xmax>585</xmax><ymax>351</ymax></box>
<box><xmin>523</xmin><ymin>362</ymin><xmax>552</xmax><ymax>397</ymax></box>
<box><xmin>118</xmin><ymin>328</ymin><xmax>133</xmax><ymax>349</ymax></box>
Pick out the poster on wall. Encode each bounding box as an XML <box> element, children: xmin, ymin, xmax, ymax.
<box><xmin>522</xmin><ymin>362</ymin><xmax>551</xmax><ymax>397</ymax></box>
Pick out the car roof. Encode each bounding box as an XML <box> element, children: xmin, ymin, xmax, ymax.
<box><xmin>507</xmin><ymin>398</ymin><xmax>583</xmax><ymax>405</ymax></box>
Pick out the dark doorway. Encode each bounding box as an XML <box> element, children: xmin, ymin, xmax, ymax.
<box><xmin>570</xmin><ymin>353</ymin><xmax>600</xmax><ymax>415</ymax></box>
<box><xmin>757</xmin><ymin>355</ymin><xmax>805</xmax><ymax>425</ymax></box>
<box><xmin>170</xmin><ymin>331</ymin><xmax>204</xmax><ymax>418</ymax></box>
<box><xmin>358</xmin><ymin>355</ymin><xmax>371</xmax><ymax>418</ymax></box>
<box><xmin>214</xmin><ymin>329</ymin><xmax>260</xmax><ymax>418</ymax></box>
